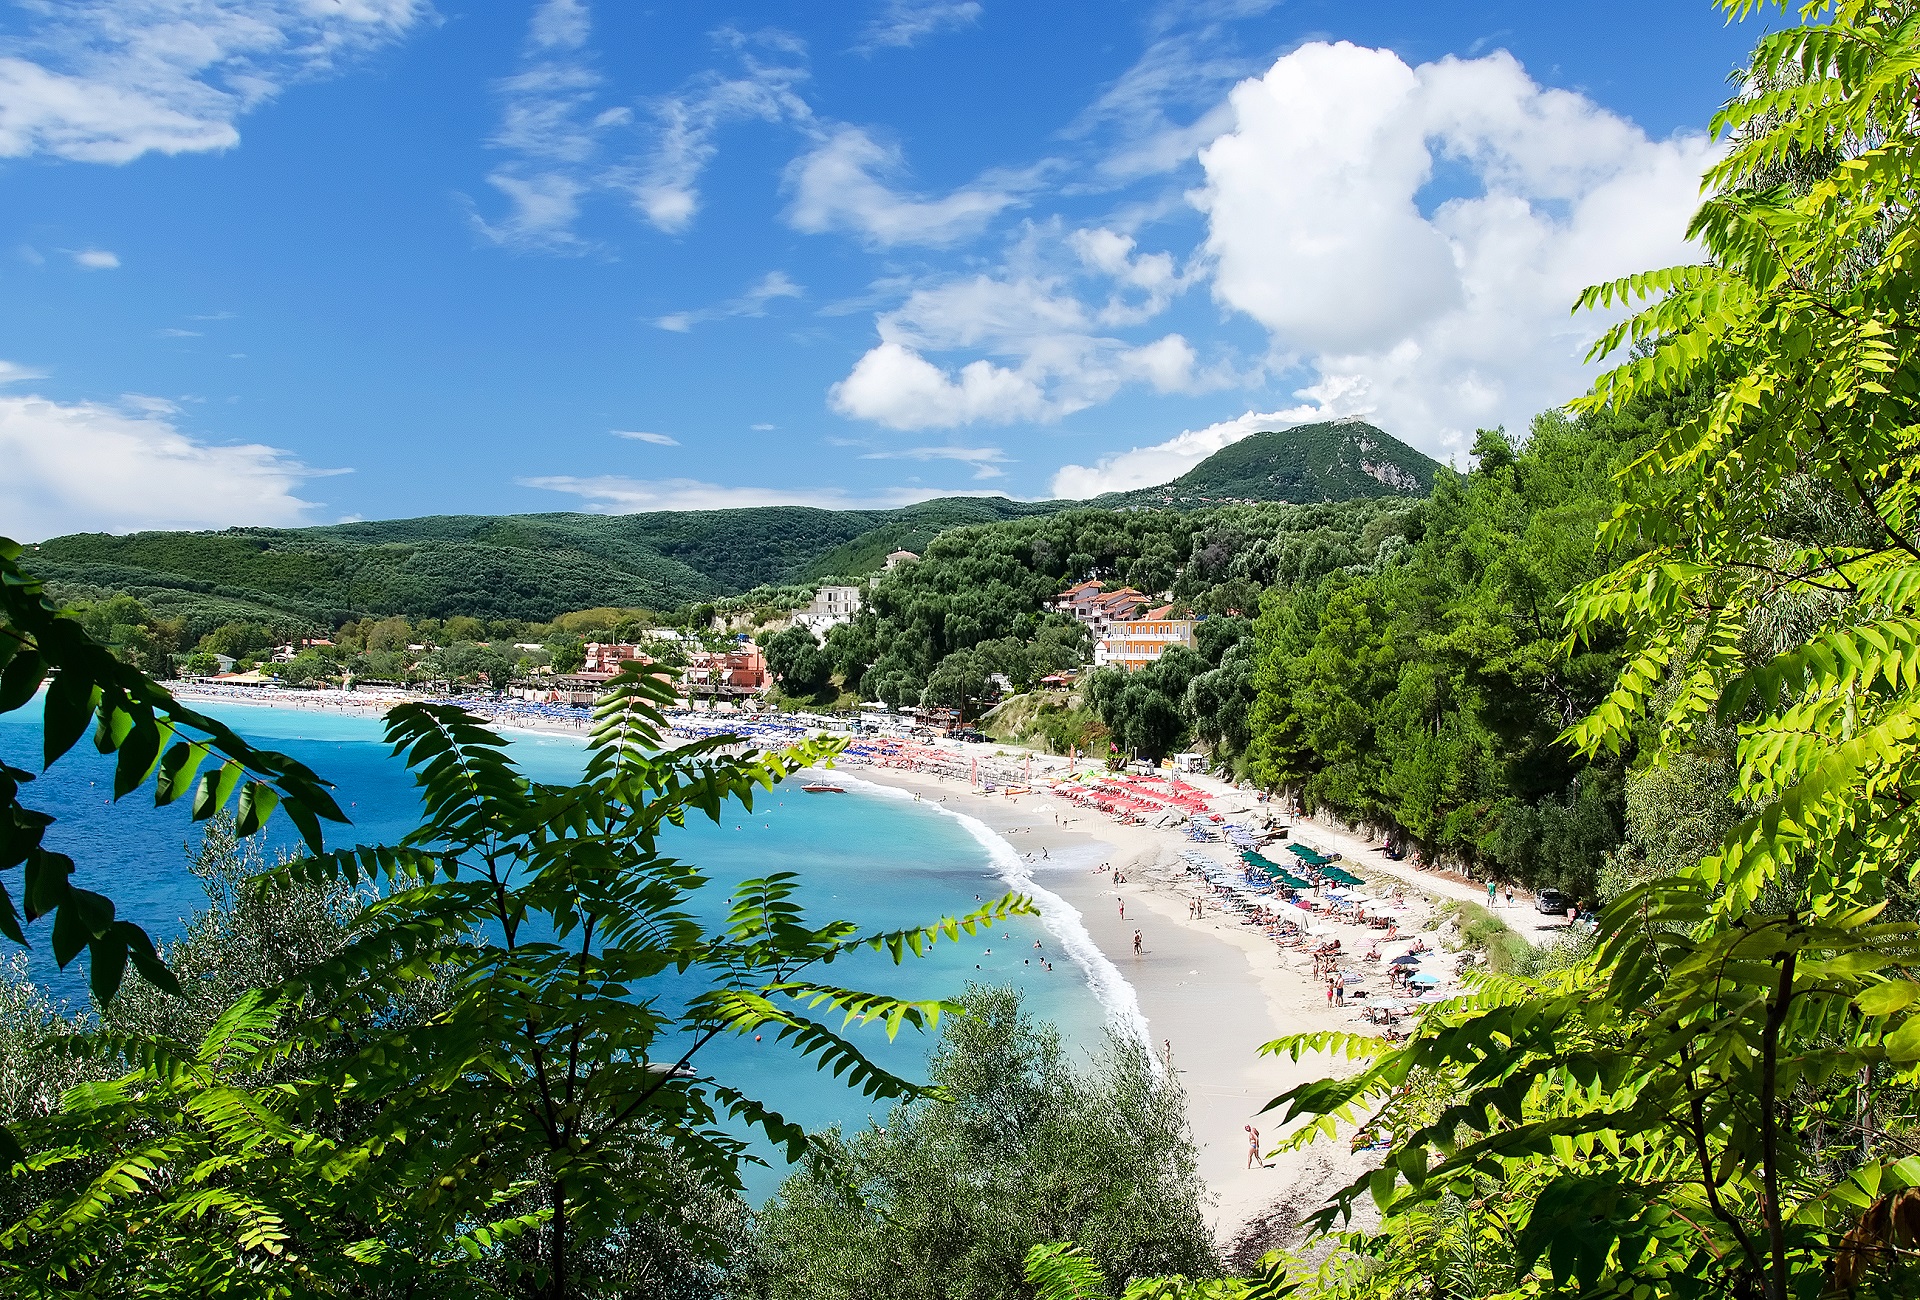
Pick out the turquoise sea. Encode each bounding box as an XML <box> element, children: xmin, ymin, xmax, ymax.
<box><xmin>0</xmin><ymin>701</ymin><xmax>1116</xmax><ymax>1196</ymax></box>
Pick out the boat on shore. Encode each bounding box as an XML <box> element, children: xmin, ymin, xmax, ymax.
<box><xmin>801</xmin><ymin>783</ymin><xmax>846</xmax><ymax>794</ymax></box>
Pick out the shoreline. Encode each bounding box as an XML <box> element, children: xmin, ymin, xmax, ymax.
<box><xmin>829</xmin><ymin>758</ymin><xmax>1404</xmax><ymax>1252</ymax></box>
<box><xmin>173</xmin><ymin>684</ymin><xmax>1499</xmax><ymax>1249</ymax></box>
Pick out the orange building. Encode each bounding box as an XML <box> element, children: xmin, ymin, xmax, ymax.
<box><xmin>1094</xmin><ymin>609</ymin><xmax>1197</xmax><ymax>671</ymax></box>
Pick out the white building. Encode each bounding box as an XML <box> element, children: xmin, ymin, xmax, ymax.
<box><xmin>794</xmin><ymin>584</ymin><xmax>863</xmax><ymax>639</ymax></box>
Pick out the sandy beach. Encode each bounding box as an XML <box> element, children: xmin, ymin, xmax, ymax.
<box><xmin>174</xmin><ymin>684</ymin><xmax>1525</xmax><ymax>1251</ymax></box>
<box><xmin>830</xmin><ymin>758</ymin><xmax>1434</xmax><ymax>1255</ymax></box>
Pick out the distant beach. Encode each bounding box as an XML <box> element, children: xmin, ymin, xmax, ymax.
<box><xmin>166</xmin><ymin>681</ymin><xmax>1559</xmax><ymax>1251</ymax></box>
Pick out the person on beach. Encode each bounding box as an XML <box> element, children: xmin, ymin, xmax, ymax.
<box><xmin>1132</xmin><ymin>929</ymin><xmax>1143</xmax><ymax>956</ymax></box>
<box><xmin>1118</xmin><ymin>898</ymin><xmax>1125</xmax><ymax>920</ymax></box>
<box><xmin>1488</xmin><ymin>880</ymin><xmax>1498</xmax><ymax>906</ymax></box>
<box><xmin>1326</xmin><ymin>976</ymin><xmax>1335</xmax><ymax>1005</ymax></box>
<box><xmin>1245</xmin><ymin>1124</ymin><xmax>1267</xmax><ymax>1169</ymax></box>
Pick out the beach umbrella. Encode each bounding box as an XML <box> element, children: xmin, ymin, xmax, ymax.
<box><xmin>1389</xmin><ymin>954</ymin><xmax>1419</xmax><ymax>966</ymax></box>
<box><xmin>1408</xmin><ymin>971</ymin><xmax>1439</xmax><ymax>985</ymax></box>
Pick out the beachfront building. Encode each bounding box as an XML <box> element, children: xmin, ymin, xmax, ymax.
<box><xmin>582</xmin><ymin>642</ymin><xmax>653</xmax><ymax>673</ymax></box>
<box><xmin>793</xmin><ymin>584</ymin><xmax>863</xmax><ymax>639</ymax></box>
<box><xmin>1094</xmin><ymin>607</ymin><xmax>1198</xmax><ymax>671</ymax></box>
<box><xmin>683</xmin><ymin>646</ymin><xmax>768</xmax><ymax>703</ymax></box>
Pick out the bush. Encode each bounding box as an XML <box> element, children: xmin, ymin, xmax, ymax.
<box><xmin>740</xmin><ymin>987</ymin><xmax>1218</xmax><ymax>1300</ymax></box>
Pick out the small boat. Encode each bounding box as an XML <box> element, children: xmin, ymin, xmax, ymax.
<box><xmin>801</xmin><ymin>783</ymin><xmax>846</xmax><ymax>794</ymax></box>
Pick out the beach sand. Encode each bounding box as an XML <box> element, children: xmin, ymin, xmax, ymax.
<box><xmin>835</xmin><ymin>761</ymin><xmax>1409</xmax><ymax>1254</ymax></box>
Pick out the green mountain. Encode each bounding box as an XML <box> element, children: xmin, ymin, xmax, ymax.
<box><xmin>25</xmin><ymin>498</ymin><xmax>1061</xmax><ymax>633</ymax></box>
<box><xmin>1097</xmin><ymin>419</ymin><xmax>1443</xmax><ymax>509</ymax></box>
<box><xmin>26</xmin><ymin>419</ymin><xmax>1446</xmax><ymax>634</ymax></box>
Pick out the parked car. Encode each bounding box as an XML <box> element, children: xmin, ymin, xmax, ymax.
<box><xmin>1535</xmin><ymin>888</ymin><xmax>1568</xmax><ymax>915</ymax></box>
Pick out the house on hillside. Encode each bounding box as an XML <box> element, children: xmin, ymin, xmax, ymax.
<box><xmin>1052</xmin><ymin>582</ymin><xmax>1151</xmax><ymax>639</ymax></box>
<box><xmin>793</xmin><ymin>584</ymin><xmax>862</xmax><ymax>639</ymax></box>
<box><xmin>1095</xmin><ymin>607</ymin><xmax>1198</xmax><ymax>672</ymax></box>
<box><xmin>884</xmin><ymin>549</ymin><xmax>918</xmax><ymax>570</ymax></box>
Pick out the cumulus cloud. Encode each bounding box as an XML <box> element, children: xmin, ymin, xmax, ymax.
<box><xmin>783</xmin><ymin>126</ymin><xmax>1038</xmax><ymax>247</ymax></box>
<box><xmin>1049</xmin><ymin>404</ymin><xmax>1328</xmax><ymax>498</ymax></box>
<box><xmin>71</xmin><ymin>248</ymin><xmax>119</xmax><ymax>269</ymax></box>
<box><xmin>656</xmin><ymin>271</ymin><xmax>803</xmax><ymax>331</ymax></box>
<box><xmin>519</xmin><ymin>474</ymin><xmax>992</xmax><ymax>512</ymax></box>
<box><xmin>827</xmin><ymin>224</ymin><xmax>1225</xmax><ymax>429</ymax></box>
<box><xmin>1195</xmin><ymin>42</ymin><xmax>1714</xmax><ymax>459</ymax></box>
<box><xmin>473</xmin><ymin>8</ymin><xmax>811</xmax><ymax>248</ymax></box>
<box><xmin>857</xmin><ymin>1</ymin><xmax>982</xmax><ymax>52</ymax></box>
<box><xmin>0</xmin><ymin>0</ymin><xmax>427</xmax><ymax>165</ymax></box>
<box><xmin>0</xmin><ymin>382</ymin><xmax>329</xmax><ymax>539</ymax></box>
<box><xmin>612</xmin><ymin>430</ymin><xmax>678</xmax><ymax>445</ymax></box>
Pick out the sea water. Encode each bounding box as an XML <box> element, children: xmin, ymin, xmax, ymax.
<box><xmin>0</xmin><ymin>700</ymin><xmax>1118</xmax><ymax>1196</ymax></box>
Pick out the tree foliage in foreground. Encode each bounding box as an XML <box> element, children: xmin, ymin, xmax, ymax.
<box><xmin>742</xmin><ymin>987</ymin><xmax>1217</xmax><ymax>1300</ymax></box>
<box><xmin>4</xmin><ymin>668</ymin><xmax>1028</xmax><ymax>1297</ymax></box>
<box><xmin>1262</xmin><ymin>5</ymin><xmax>1920</xmax><ymax>1298</ymax></box>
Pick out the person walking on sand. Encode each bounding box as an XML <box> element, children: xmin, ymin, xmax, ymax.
<box><xmin>1246</xmin><ymin>1124</ymin><xmax>1268</xmax><ymax>1169</ymax></box>
<box><xmin>1488</xmin><ymin>880</ymin><xmax>1497</xmax><ymax>907</ymax></box>
<box><xmin>1118</xmin><ymin>897</ymin><xmax>1125</xmax><ymax>921</ymax></box>
<box><xmin>1133</xmin><ymin>929</ymin><xmax>1143</xmax><ymax>956</ymax></box>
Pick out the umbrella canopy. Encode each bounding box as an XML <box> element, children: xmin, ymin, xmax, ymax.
<box><xmin>1408</xmin><ymin>971</ymin><xmax>1439</xmax><ymax>984</ymax></box>
<box><xmin>1390</xmin><ymin>954</ymin><xmax>1420</xmax><ymax>966</ymax></box>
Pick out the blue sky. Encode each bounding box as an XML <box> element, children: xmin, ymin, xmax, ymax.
<box><xmin>1</xmin><ymin>0</ymin><xmax>1764</xmax><ymax>538</ymax></box>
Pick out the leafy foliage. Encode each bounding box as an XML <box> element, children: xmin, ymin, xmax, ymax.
<box><xmin>1265</xmin><ymin>7</ymin><xmax>1920</xmax><ymax>1299</ymax></box>
<box><xmin>5</xmin><ymin>666</ymin><xmax>1029</xmax><ymax>1296</ymax></box>
<box><xmin>742</xmin><ymin>987</ymin><xmax>1217</xmax><ymax>1300</ymax></box>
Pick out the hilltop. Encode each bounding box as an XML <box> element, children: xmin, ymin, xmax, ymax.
<box><xmin>1097</xmin><ymin>419</ymin><xmax>1442</xmax><ymax>509</ymax></box>
<box><xmin>27</xmin><ymin>420</ymin><xmax>1445</xmax><ymax>632</ymax></box>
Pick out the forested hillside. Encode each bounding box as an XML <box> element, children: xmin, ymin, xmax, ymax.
<box><xmin>24</xmin><ymin>421</ymin><xmax>1436</xmax><ymax>638</ymax></box>
<box><xmin>814</xmin><ymin>397</ymin><xmax>1683</xmax><ymax>897</ymax></box>
<box><xmin>26</xmin><ymin>497</ymin><xmax>1061</xmax><ymax>637</ymax></box>
<box><xmin>1096</xmin><ymin>419</ymin><xmax>1441</xmax><ymax>508</ymax></box>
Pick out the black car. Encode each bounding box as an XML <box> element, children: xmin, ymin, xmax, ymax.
<box><xmin>1535</xmin><ymin>888</ymin><xmax>1568</xmax><ymax>915</ymax></box>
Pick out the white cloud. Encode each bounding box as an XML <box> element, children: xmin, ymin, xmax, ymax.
<box><xmin>473</xmin><ymin>10</ymin><xmax>811</xmax><ymax>248</ymax></box>
<box><xmin>626</xmin><ymin>36</ymin><xmax>812</xmax><ymax>234</ymax></box>
<box><xmin>0</xmin><ymin>361</ymin><xmax>48</xmax><ymax>385</ymax></box>
<box><xmin>859</xmin><ymin>444</ymin><xmax>1010</xmax><ymax>478</ymax></box>
<box><xmin>857</xmin><ymin>1</ymin><xmax>981</xmax><ymax>52</ymax></box>
<box><xmin>612</xmin><ymin>429</ymin><xmax>678</xmax><ymax>445</ymax></box>
<box><xmin>71</xmin><ymin>248</ymin><xmax>119</xmax><ymax>269</ymax></box>
<box><xmin>0</xmin><ymin>383</ymin><xmax>330</xmax><ymax>540</ymax></box>
<box><xmin>783</xmin><ymin>126</ymin><xmax>1036</xmax><ymax>247</ymax></box>
<box><xmin>519</xmin><ymin>474</ymin><xmax>994</xmax><ymax>512</ymax></box>
<box><xmin>1064</xmin><ymin>3</ymin><xmax>1278</xmax><ymax>184</ymax></box>
<box><xmin>828</xmin><ymin>225</ymin><xmax>1224</xmax><ymax>429</ymax></box>
<box><xmin>0</xmin><ymin>0</ymin><xmax>427</xmax><ymax>165</ymax></box>
<box><xmin>655</xmin><ymin>270</ymin><xmax>803</xmax><ymax>331</ymax></box>
<box><xmin>751</xmin><ymin>422</ymin><xmax>776</xmax><ymax>431</ymax></box>
<box><xmin>157</xmin><ymin>327</ymin><xmax>200</xmax><ymax>338</ymax></box>
<box><xmin>1195</xmin><ymin>42</ymin><xmax>1714</xmax><ymax>459</ymax></box>
<box><xmin>1049</xmin><ymin>404</ymin><xmax>1327</xmax><ymax>498</ymax></box>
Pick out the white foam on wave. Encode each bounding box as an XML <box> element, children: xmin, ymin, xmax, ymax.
<box><xmin>833</xmin><ymin>771</ymin><xmax>1154</xmax><ymax>1056</ymax></box>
